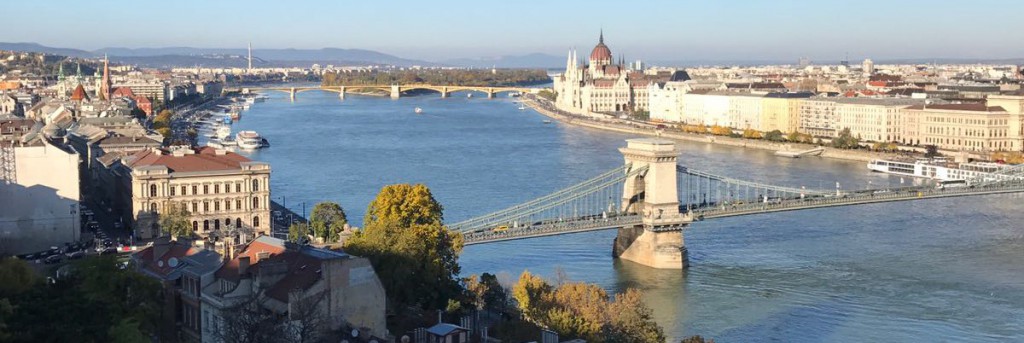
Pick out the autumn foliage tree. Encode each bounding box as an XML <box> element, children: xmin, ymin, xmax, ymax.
<box><xmin>511</xmin><ymin>270</ymin><xmax>665</xmax><ymax>343</ymax></box>
<box><xmin>344</xmin><ymin>184</ymin><xmax>464</xmax><ymax>311</ymax></box>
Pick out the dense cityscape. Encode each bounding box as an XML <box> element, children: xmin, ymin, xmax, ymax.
<box><xmin>3</xmin><ymin>2</ymin><xmax>1024</xmax><ymax>343</ymax></box>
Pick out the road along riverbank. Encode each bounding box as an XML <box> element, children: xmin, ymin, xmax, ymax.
<box><xmin>521</xmin><ymin>95</ymin><xmax>901</xmax><ymax>163</ymax></box>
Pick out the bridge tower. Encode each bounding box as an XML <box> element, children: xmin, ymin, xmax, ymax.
<box><xmin>390</xmin><ymin>85</ymin><xmax>400</xmax><ymax>99</ymax></box>
<box><xmin>338</xmin><ymin>86</ymin><xmax>345</xmax><ymax>100</ymax></box>
<box><xmin>614</xmin><ymin>138</ymin><xmax>690</xmax><ymax>269</ymax></box>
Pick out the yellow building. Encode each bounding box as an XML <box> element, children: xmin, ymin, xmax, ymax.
<box><xmin>903</xmin><ymin>102</ymin><xmax>1022</xmax><ymax>152</ymax></box>
<box><xmin>761</xmin><ymin>93</ymin><xmax>813</xmax><ymax>133</ymax></box>
<box><xmin>118</xmin><ymin>147</ymin><xmax>271</xmax><ymax>242</ymax></box>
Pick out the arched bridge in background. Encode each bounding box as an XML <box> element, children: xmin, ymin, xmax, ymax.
<box><xmin>228</xmin><ymin>84</ymin><xmax>546</xmax><ymax>100</ymax></box>
<box><xmin>449</xmin><ymin>138</ymin><xmax>1024</xmax><ymax>269</ymax></box>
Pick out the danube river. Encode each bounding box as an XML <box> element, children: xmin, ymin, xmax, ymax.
<box><xmin>231</xmin><ymin>90</ymin><xmax>1024</xmax><ymax>342</ymax></box>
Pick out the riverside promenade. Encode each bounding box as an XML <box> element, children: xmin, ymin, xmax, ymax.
<box><xmin>522</xmin><ymin>95</ymin><xmax>902</xmax><ymax>163</ymax></box>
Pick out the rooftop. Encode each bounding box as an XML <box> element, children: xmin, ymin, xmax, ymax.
<box><xmin>125</xmin><ymin>146</ymin><xmax>255</xmax><ymax>173</ymax></box>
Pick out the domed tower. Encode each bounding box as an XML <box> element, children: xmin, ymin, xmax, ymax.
<box><xmin>588</xmin><ymin>30</ymin><xmax>612</xmax><ymax>74</ymax></box>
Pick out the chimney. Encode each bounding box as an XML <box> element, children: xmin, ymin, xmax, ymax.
<box><xmin>238</xmin><ymin>256</ymin><xmax>250</xmax><ymax>276</ymax></box>
<box><xmin>153</xmin><ymin>236</ymin><xmax>171</xmax><ymax>262</ymax></box>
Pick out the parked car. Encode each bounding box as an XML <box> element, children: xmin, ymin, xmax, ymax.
<box><xmin>44</xmin><ymin>255</ymin><xmax>62</xmax><ymax>264</ymax></box>
<box><xmin>100</xmin><ymin>247</ymin><xmax>117</xmax><ymax>255</ymax></box>
<box><xmin>65</xmin><ymin>251</ymin><xmax>85</xmax><ymax>260</ymax></box>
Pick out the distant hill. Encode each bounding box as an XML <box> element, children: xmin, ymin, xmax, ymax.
<box><xmin>0</xmin><ymin>42</ymin><xmax>435</xmax><ymax>67</ymax></box>
<box><xmin>0</xmin><ymin>42</ymin><xmax>92</xmax><ymax>58</ymax></box>
<box><xmin>441</xmin><ymin>53</ymin><xmax>565</xmax><ymax>69</ymax></box>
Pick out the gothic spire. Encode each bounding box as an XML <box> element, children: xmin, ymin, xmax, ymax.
<box><xmin>75</xmin><ymin>62</ymin><xmax>82</xmax><ymax>78</ymax></box>
<box><xmin>599</xmin><ymin>28</ymin><xmax>604</xmax><ymax>44</ymax></box>
<box><xmin>57</xmin><ymin>62</ymin><xmax>65</xmax><ymax>81</ymax></box>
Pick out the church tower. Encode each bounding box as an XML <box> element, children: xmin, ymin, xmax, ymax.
<box><xmin>100</xmin><ymin>55</ymin><xmax>111</xmax><ymax>101</ymax></box>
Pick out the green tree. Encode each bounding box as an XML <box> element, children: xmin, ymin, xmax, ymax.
<box><xmin>764</xmin><ymin>130</ymin><xmax>785</xmax><ymax>142</ymax></box>
<box><xmin>0</xmin><ymin>258</ymin><xmax>36</xmax><ymax>298</ymax></box>
<box><xmin>831</xmin><ymin>128</ymin><xmax>861</xmax><ymax>149</ymax></box>
<box><xmin>345</xmin><ymin>184</ymin><xmax>463</xmax><ymax>310</ymax></box>
<box><xmin>159</xmin><ymin>202</ymin><xmax>192</xmax><ymax>238</ymax></box>
<box><xmin>309</xmin><ymin>201</ymin><xmax>347</xmax><ymax>243</ymax></box>
<box><xmin>925</xmin><ymin>144</ymin><xmax>940</xmax><ymax>158</ymax></box>
<box><xmin>287</xmin><ymin>222</ymin><xmax>309</xmax><ymax>243</ymax></box>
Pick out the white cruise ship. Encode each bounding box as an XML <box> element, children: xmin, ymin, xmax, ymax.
<box><xmin>867</xmin><ymin>158</ymin><xmax>1014</xmax><ymax>181</ymax></box>
<box><xmin>236</xmin><ymin>131</ymin><xmax>263</xmax><ymax>150</ymax></box>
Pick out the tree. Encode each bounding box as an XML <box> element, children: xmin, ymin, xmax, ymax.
<box><xmin>831</xmin><ymin>128</ymin><xmax>861</xmax><ymax>149</ymax></box>
<box><xmin>511</xmin><ymin>270</ymin><xmax>552</xmax><ymax>322</ymax></box>
<box><xmin>364</xmin><ymin>184</ymin><xmax>443</xmax><ymax>228</ymax></box>
<box><xmin>709</xmin><ymin>125</ymin><xmax>733</xmax><ymax>136</ymax></box>
<box><xmin>345</xmin><ymin>184</ymin><xmax>463</xmax><ymax>310</ymax></box>
<box><xmin>159</xmin><ymin>202</ymin><xmax>192</xmax><ymax>238</ymax></box>
<box><xmin>742</xmin><ymin>129</ymin><xmax>763</xmax><ymax>139</ymax></box>
<box><xmin>764</xmin><ymin>130</ymin><xmax>785</xmax><ymax>142</ymax></box>
<box><xmin>0</xmin><ymin>258</ymin><xmax>36</xmax><ymax>298</ymax></box>
<box><xmin>786</xmin><ymin>131</ymin><xmax>802</xmax><ymax>142</ymax></box>
<box><xmin>309</xmin><ymin>201</ymin><xmax>347</xmax><ymax>243</ymax></box>
<box><xmin>924</xmin><ymin>144</ymin><xmax>941</xmax><ymax>158</ymax></box>
<box><xmin>287</xmin><ymin>222</ymin><xmax>309</xmax><ymax>243</ymax></box>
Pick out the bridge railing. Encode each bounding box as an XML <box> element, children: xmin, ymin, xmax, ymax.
<box><xmin>463</xmin><ymin>214</ymin><xmax>641</xmax><ymax>244</ymax></box>
<box><xmin>450</xmin><ymin>164</ymin><xmax>645</xmax><ymax>233</ymax></box>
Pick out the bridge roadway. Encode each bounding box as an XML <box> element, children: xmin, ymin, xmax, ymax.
<box><xmin>231</xmin><ymin>84</ymin><xmax>544</xmax><ymax>99</ymax></box>
<box><xmin>462</xmin><ymin>181</ymin><xmax>1024</xmax><ymax>245</ymax></box>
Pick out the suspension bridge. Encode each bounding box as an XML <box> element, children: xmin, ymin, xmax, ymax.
<box><xmin>450</xmin><ymin>138</ymin><xmax>1024</xmax><ymax>269</ymax></box>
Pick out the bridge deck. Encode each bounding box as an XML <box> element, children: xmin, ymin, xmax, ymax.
<box><xmin>462</xmin><ymin>182</ymin><xmax>1024</xmax><ymax>245</ymax></box>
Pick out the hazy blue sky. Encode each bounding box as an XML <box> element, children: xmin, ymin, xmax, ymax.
<box><xmin>6</xmin><ymin>0</ymin><xmax>1024</xmax><ymax>62</ymax></box>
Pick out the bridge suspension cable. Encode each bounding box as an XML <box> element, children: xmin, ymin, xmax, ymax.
<box><xmin>676</xmin><ymin>165</ymin><xmax>831</xmax><ymax>214</ymax></box>
<box><xmin>450</xmin><ymin>164</ymin><xmax>646</xmax><ymax>233</ymax></box>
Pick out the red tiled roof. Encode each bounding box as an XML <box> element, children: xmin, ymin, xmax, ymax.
<box><xmin>215</xmin><ymin>239</ymin><xmax>287</xmax><ymax>282</ymax></box>
<box><xmin>136</xmin><ymin>243</ymin><xmax>203</xmax><ymax>278</ymax></box>
<box><xmin>133</xmin><ymin>96</ymin><xmax>151</xmax><ymax>105</ymax></box>
<box><xmin>126</xmin><ymin>147</ymin><xmax>252</xmax><ymax>173</ymax></box>
<box><xmin>112</xmin><ymin>87</ymin><xmax>135</xmax><ymax>98</ymax></box>
<box><xmin>262</xmin><ymin>251</ymin><xmax>324</xmax><ymax>302</ymax></box>
<box><xmin>868</xmin><ymin>81</ymin><xmax>887</xmax><ymax>87</ymax></box>
<box><xmin>71</xmin><ymin>84</ymin><xmax>89</xmax><ymax>101</ymax></box>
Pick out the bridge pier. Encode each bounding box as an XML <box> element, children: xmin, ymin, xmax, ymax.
<box><xmin>487</xmin><ymin>88</ymin><xmax>495</xmax><ymax>99</ymax></box>
<box><xmin>613</xmin><ymin>226</ymin><xmax>688</xmax><ymax>269</ymax></box>
<box><xmin>615</xmin><ymin>138</ymin><xmax>690</xmax><ymax>269</ymax></box>
<box><xmin>289</xmin><ymin>87</ymin><xmax>296</xmax><ymax>101</ymax></box>
<box><xmin>390</xmin><ymin>85</ymin><xmax>400</xmax><ymax>99</ymax></box>
<box><xmin>338</xmin><ymin>86</ymin><xmax>345</xmax><ymax>100</ymax></box>
<box><xmin>440</xmin><ymin>87</ymin><xmax>448</xmax><ymax>98</ymax></box>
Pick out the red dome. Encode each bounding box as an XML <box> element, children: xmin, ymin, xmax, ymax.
<box><xmin>590</xmin><ymin>42</ymin><xmax>612</xmax><ymax>62</ymax></box>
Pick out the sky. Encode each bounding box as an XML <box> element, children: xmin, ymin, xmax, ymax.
<box><xmin>5</xmin><ymin>0</ymin><xmax>1024</xmax><ymax>63</ymax></box>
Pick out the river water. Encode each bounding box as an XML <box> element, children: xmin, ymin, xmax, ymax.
<box><xmin>230</xmin><ymin>90</ymin><xmax>1024</xmax><ymax>342</ymax></box>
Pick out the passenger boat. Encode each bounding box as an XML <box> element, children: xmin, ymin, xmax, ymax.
<box><xmin>229</xmin><ymin>112</ymin><xmax>241</xmax><ymax>120</ymax></box>
<box><xmin>215</xmin><ymin>126</ymin><xmax>231</xmax><ymax>140</ymax></box>
<box><xmin>867</xmin><ymin>158</ymin><xmax>1015</xmax><ymax>181</ymax></box>
<box><xmin>542</xmin><ymin>120</ymin><xmax>552</xmax><ymax>124</ymax></box>
<box><xmin>236</xmin><ymin>131</ymin><xmax>263</xmax><ymax>150</ymax></box>
<box><xmin>467</xmin><ymin>93</ymin><xmax>473</xmax><ymax>98</ymax></box>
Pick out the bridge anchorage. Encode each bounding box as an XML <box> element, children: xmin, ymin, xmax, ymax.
<box><xmin>452</xmin><ymin>138</ymin><xmax>1024</xmax><ymax>270</ymax></box>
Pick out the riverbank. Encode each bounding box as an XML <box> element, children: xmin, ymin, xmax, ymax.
<box><xmin>522</xmin><ymin>96</ymin><xmax>901</xmax><ymax>163</ymax></box>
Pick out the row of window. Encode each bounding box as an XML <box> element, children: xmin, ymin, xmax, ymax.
<box><xmin>148</xmin><ymin>179</ymin><xmax>263</xmax><ymax>197</ymax></box>
<box><xmin>148</xmin><ymin>197</ymin><xmax>262</xmax><ymax>214</ymax></box>
<box><xmin>191</xmin><ymin>217</ymin><xmax>259</xmax><ymax>232</ymax></box>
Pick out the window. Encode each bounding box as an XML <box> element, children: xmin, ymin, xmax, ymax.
<box><xmin>203</xmin><ymin>220</ymin><xmax>209</xmax><ymax>231</ymax></box>
<box><xmin>214</xmin><ymin>184</ymin><xmax>219</xmax><ymax>194</ymax></box>
<box><xmin>225</xmin><ymin>218</ymin><xmax>231</xmax><ymax>227</ymax></box>
<box><xmin>225</xmin><ymin>201</ymin><xmax>230</xmax><ymax>211</ymax></box>
<box><xmin>214</xmin><ymin>219</ymin><xmax>220</xmax><ymax>231</ymax></box>
<box><xmin>235</xmin><ymin>183</ymin><xmax>241</xmax><ymax>193</ymax></box>
<box><xmin>192</xmin><ymin>185</ymin><xmax>197</xmax><ymax>195</ymax></box>
<box><xmin>252</xmin><ymin>197</ymin><xmax>259</xmax><ymax>209</ymax></box>
<box><xmin>149</xmin><ymin>184</ymin><xmax>157</xmax><ymax>197</ymax></box>
<box><xmin>150</xmin><ymin>202</ymin><xmax>157</xmax><ymax>212</ymax></box>
<box><xmin>170</xmin><ymin>187</ymin><xmax>175</xmax><ymax>196</ymax></box>
<box><xmin>203</xmin><ymin>202</ymin><xmax>209</xmax><ymax>212</ymax></box>
<box><xmin>252</xmin><ymin>179</ymin><xmax>259</xmax><ymax>192</ymax></box>
<box><xmin>214</xmin><ymin>201</ymin><xmax>220</xmax><ymax>211</ymax></box>
<box><xmin>181</xmin><ymin>186</ymin><xmax>186</xmax><ymax>195</ymax></box>
<box><xmin>192</xmin><ymin>202</ymin><xmax>198</xmax><ymax>213</ymax></box>
<box><xmin>235</xmin><ymin>218</ymin><xmax>242</xmax><ymax>228</ymax></box>
<box><xmin>253</xmin><ymin>216</ymin><xmax>260</xmax><ymax>228</ymax></box>
<box><xmin>192</xmin><ymin>221</ymin><xmax>198</xmax><ymax>232</ymax></box>
<box><xmin>203</xmin><ymin>185</ymin><xmax>209</xmax><ymax>194</ymax></box>
<box><xmin>236</xmin><ymin>200</ymin><xmax>242</xmax><ymax>209</ymax></box>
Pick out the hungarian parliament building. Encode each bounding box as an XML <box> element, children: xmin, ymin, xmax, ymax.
<box><xmin>553</xmin><ymin>31</ymin><xmax>689</xmax><ymax>116</ymax></box>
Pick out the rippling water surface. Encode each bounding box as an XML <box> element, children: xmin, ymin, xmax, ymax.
<box><xmin>231</xmin><ymin>90</ymin><xmax>1024</xmax><ymax>342</ymax></box>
